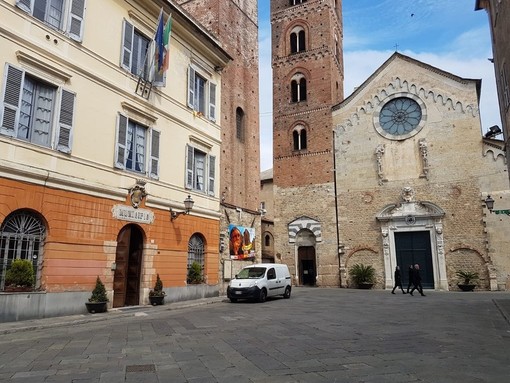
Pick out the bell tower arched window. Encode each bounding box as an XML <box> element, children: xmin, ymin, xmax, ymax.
<box><xmin>293</xmin><ymin>125</ymin><xmax>307</xmax><ymax>151</ymax></box>
<box><xmin>291</xmin><ymin>74</ymin><xmax>307</xmax><ymax>103</ymax></box>
<box><xmin>236</xmin><ymin>107</ymin><xmax>245</xmax><ymax>142</ymax></box>
<box><xmin>290</xmin><ymin>27</ymin><xmax>306</xmax><ymax>54</ymax></box>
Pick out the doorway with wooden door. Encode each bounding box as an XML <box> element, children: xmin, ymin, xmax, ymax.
<box><xmin>113</xmin><ymin>224</ymin><xmax>144</xmax><ymax>308</ymax></box>
<box><xmin>395</xmin><ymin>231</ymin><xmax>434</xmax><ymax>289</ymax></box>
<box><xmin>298</xmin><ymin>246</ymin><xmax>316</xmax><ymax>286</ymax></box>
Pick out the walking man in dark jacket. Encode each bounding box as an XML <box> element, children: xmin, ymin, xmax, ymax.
<box><xmin>406</xmin><ymin>265</ymin><xmax>414</xmax><ymax>293</ymax></box>
<box><xmin>410</xmin><ymin>264</ymin><xmax>426</xmax><ymax>296</ymax></box>
<box><xmin>391</xmin><ymin>266</ymin><xmax>406</xmax><ymax>294</ymax></box>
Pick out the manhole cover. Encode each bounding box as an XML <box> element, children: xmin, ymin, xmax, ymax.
<box><xmin>126</xmin><ymin>364</ymin><xmax>156</xmax><ymax>373</ymax></box>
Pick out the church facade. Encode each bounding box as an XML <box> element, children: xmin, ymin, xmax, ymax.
<box><xmin>333</xmin><ymin>53</ymin><xmax>510</xmax><ymax>290</ymax></box>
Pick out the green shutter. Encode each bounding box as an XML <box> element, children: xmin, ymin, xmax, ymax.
<box><xmin>68</xmin><ymin>0</ymin><xmax>86</xmax><ymax>42</ymax></box>
<box><xmin>1</xmin><ymin>65</ymin><xmax>24</xmax><ymax>137</ymax></box>
<box><xmin>186</xmin><ymin>144</ymin><xmax>194</xmax><ymax>189</ymax></box>
<box><xmin>209</xmin><ymin>82</ymin><xmax>216</xmax><ymax>122</ymax></box>
<box><xmin>150</xmin><ymin>129</ymin><xmax>160</xmax><ymax>178</ymax></box>
<box><xmin>115</xmin><ymin>114</ymin><xmax>128</xmax><ymax>169</ymax></box>
<box><xmin>187</xmin><ymin>66</ymin><xmax>195</xmax><ymax>109</ymax></box>
<box><xmin>208</xmin><ymin>155</ymin><xmax>216</xmax><ymax>196</ymax></box>
<box><xmin>56</xmin><ymin>89</ymin><xmax>75</xmax><ymax>153</ymax></box>
<box><xmin>121</xmin><ymin>20</ymin><xmax>133</xmax><ymax>71</ymax></box>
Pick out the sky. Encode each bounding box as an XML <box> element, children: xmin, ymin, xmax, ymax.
<box><xmin>257</xmin><ymin>0</ymin><xmax>500</xmax><ymax>172</ymax></box>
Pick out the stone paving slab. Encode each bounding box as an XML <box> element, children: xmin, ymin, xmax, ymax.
<box><xmin>0</xmin><ymin>290</ymin><xmax>509</xmax><ymax>382</ymax></box>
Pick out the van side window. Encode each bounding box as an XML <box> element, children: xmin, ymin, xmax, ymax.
<box><xmin>267</xmin><ymin>268</ymin><xmax>276</xmax><ymax>280</ymax></box>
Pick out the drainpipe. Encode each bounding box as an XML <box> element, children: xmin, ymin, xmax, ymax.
<box><xmin>332</xmin><ymin>129</ymin><xmax>342</xmax><ymax>287</ymax></box>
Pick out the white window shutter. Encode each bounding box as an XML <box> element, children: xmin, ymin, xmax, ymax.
<box><xmin>0</xmin><ymin>65</ymin><xmax>24</xmax><ymax>138</ymax></box>
<box><xmin>56</xmin><ymin>89</ymin><xmax>75</xmax><ymax>153</ymax></box>
<box><xmin>208</xmin><ymin>155</ymin><xmax>216</xmax><ymax>196</ymax></box>
<box><xmin>68</xmin><ymin>0</ymin><xmax>86</xmax><ymax>42</ymax></box>
<box><xmin>121</xmin><ymin>20</ymin><xmax>133</xmax><ymax>71</ymax></box>
<box><xmin>185</xmin><ymin>144</ymin><xmax>194</xmax><ymax>189</ymax></box>
<box><xmin>209</xmin><ymin>82</ymin><xmax>216</xmax><ymax>122</ymax></box>
<box><xmin>115</xmin><ymin>113</ymin><xmax>128</xmax><ymax>169</ymax></box>
<box><xmin>15</xmin><ymin>0</ymin><xmax>33</xmax><ymax>13</ymax></box>
<box><xmin>187</xmin><ymin>66</ymin><xmax>195</xmax><ymax>109</ymax></box>
<box><xmin>149</xmin><ymin>128</ymin><xmax>160</xmax><ymax>178</ymax></box>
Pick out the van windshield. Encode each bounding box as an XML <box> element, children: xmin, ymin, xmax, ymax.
<box><xmin>237</xmin><ymin>267</ymin><xmax>266</xmax><ymax>279</ymax></box>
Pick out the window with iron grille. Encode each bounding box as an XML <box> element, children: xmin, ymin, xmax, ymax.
<box><xmin>0</xmin><ymin>210</ymin><xmax>46</xmax><ymax>290</ymax></box>
<box><xmin>187</xmin><ymin>234</ymin><xmax>205</xmax><ymax>269</ymax></box>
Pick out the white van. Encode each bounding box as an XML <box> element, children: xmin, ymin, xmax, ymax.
<box><xmin>227</xmin><ymin>263</ymin><xmax>292</xmax><ymax>303</ymax></box>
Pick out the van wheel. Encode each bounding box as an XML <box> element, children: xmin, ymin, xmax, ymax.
<box><xmin>230</xmin><ymin>298</ymin><xmax>238</xmax><ymax>303</ymax></box>
<box><xmin>258</xmin><ymin>288</ymin><xmax>267</xmax><ymax>303</ymax></box>
<box><xmin>283</xmin><ymin>286</ymin><xmax>291</xmax><ymax>299</ymax></box>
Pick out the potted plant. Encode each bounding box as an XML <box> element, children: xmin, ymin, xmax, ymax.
<box><xmin>149</xmin><ymin>273</ymin><xmax>166</xmax><ymax>305</ymax></box>
<box><xmin>4</xmin><ymin>259</ymin><xmax>35</xmax><ymax>292</ymax></box>
<box><xmin>85</xmin><ymin>276</ymin><xmax>108</xmax><ymax>313</ymax></box>
<box><xmin>348</xmin><ymin>263</ymin><xmax>376</xmax><ymax>289</ymax></box>
<box><xmin>456</xmin><ymin>270</ymin><xmax>479</xmax><ymax>292</ymax></box>
<box><xmin>187</xmin><ymin>261</ymin><xmax>203</xmax><ymax>284</ymax></box>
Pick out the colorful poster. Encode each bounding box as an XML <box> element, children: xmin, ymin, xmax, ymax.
<box><xmin>229</xmin><ymin>224</ymin><xmax>256</xmax><ymax>260</ymax></box>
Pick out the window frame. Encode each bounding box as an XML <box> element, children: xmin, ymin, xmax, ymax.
<box><xmin>187</xmin><ymin>65</ymin><xmax>217</xmax><ymax>122</ymax></box>
<box><xmin>121</xmin><ymin>20</ymin><xmax>166</xmax><ymax>87</ymax></box>
<box><xmin>291</xmin><ymin>73</ymin><xmax>307</xmax><ymax>103</ymax></box>
<box><xmin>114</xmin><ymin>112</ymin><xmax>160</xmax><ymax>178</ymax></box>
<box><xmin>185</xmin><ymin>144</ymin><xmax>216</xmax><ymax>196</ymax></box>
<box><xmin>0</xmin><ymin>64</ymin><xmax>75</xmax><ymax>153</ymax></box>
<box><xmin>16</xmin><ymin>0</ymin><xmax>86</xmax><ymax>42</ymax></box>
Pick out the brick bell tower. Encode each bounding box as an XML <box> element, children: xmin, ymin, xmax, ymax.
<box><xmin>176</xmin><ymin>1</ymin><xmax>261</xmax><ymax>283</ymax></box>
<box><xmin>271</xmin><ymin>0</ymin><xmax>344</xmax><ymax>286</ymax></box>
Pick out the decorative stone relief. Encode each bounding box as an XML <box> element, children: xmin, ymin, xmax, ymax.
<box><xmin>401</xmin><ymin>186</ymin><xmax>415</xmax><ymax>202</ymax></box>
<box><xmin>419</xmin><ymin>138</ymin><xmax>429</xmax><ymax>179</ymax></box>
<box><xmin>129</xmin><ymin>180</ymin><xmax>147</xmax><ymax>209</ymax></box>
<box><xmin>375</xmin><ymin>144</ymin><xmax>386</xmax><ymax>185</ymax></box>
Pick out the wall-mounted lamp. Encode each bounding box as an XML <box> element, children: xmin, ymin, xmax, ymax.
<box><xmin>484</xmin><ymin>125</ymin><xmax>502</xmax><ymax>138</ymax></box>
<box><xmin>170</xmin><ymin>195</ymin><xmax>195</xmax><ymax>221</ymax></box>
<box><xmin>485</xmin><ymin>195</ymin><xmax>510</xmax><ymax>215</ymax></box>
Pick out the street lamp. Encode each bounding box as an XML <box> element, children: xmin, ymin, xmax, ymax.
<box><xmin>484</xmin><ymin>195</ymin><xmax>510</xmax><ymax>216</ymax></box>
<box><xmin>170</xmin><ymin>195</ymin><xmax>194</xmax><ymax>221</ymax></box>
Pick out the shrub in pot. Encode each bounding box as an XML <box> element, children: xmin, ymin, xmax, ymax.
<box><xmin>85</xmin><ymin>276</ymin><xmax>108</xmax><ymax>313</ymax></box>
<box><xmin>348</xmin><ymin>263</ymin><xmax>376</xmax><ymax>289</ymax></box>
<box><xmin>456</xmin><ymin>270</ymin><xmax>479</xmax><ymax>291</ymax></box>
<box><xmin>149</xmin><ymin>273</ymin><xmax>165</xmax><ymax>305</ymax></box>
<box><xmin>4</xmin><ymin>259</ymin><xmax>35</xmax><ymax>292</ymax></box>
<box><xmin>187</xmin><ymin>261</ymin><xmax>203</xmax><ymax>284</ymax></box>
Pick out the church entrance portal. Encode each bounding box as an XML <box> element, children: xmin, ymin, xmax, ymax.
<box><xmin>395</xmin><ymin>231</ymin><xmax>434</xmax><ymax>289</ymax></box>
<box><xmin>113</xmin><ymin>225</ymin><xmax>143</xmax><ymax>307</ymax></box>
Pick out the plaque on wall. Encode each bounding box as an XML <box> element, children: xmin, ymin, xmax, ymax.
<box><xmin>112</xmin><ymin>205</ymin><xmax>154</xmax><ymax>224</ymax></box>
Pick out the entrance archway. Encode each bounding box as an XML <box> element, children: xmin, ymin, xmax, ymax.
<box><xmin>113</xmin><ymin>224</ymin><xmax>144</xmax><ymax>307</ymax></box>
<box><xmin>376</xmin><ymin>188</ymin><xmax>447</xmax><ymax>290</ymax></box>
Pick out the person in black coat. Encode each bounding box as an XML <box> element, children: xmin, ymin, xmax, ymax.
<box><xmin>410</xmin><ymin>264</ymin><xmax>426</xmax><ymax>296</ymax></box>
<box><xmin>406</xmin><ymin>265</ymin><xmax>414</xmax><ymax>293</ymax></box>
<box><xmin>391</xmin><ymin>266</ymin><xmax>406</xmax><ymax>294</ymax></box>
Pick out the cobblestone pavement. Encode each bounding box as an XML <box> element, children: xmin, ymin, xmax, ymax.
<box><xmin>0</xmin><ymin>288</ymin><xmax>509</xmax><ymax>383</ymax></box>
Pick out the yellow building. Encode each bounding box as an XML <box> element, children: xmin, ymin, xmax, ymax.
<box><xmin>0</xmin><ymin>0</ymin><xmax>231</xmax><ymax>321</ymax></box>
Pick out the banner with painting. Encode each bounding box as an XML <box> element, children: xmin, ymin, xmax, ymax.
<box><xmin>229</xmin><ymin>224</ymin><xmax>255</xmax><ymax>260</ymax></box>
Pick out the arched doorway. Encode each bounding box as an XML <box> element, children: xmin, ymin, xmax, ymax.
<box><xmin>295</xmin><ymin>229</ymin><xmax>317</xmax><ymax>286</ymax></box>
<box><xmin>113</xmin><ymin>224</ymin><xmax>144</xmax><ymax>307</ymax></box>
<box><xmin>298</xmin><ymin>246</ymin><xmax>316</xmax><ymax>286</ymax></box>
<box><xmin>376</xmin><ymin>188</ymin><xmax>447</xmax><ymax>290</ymax></box>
